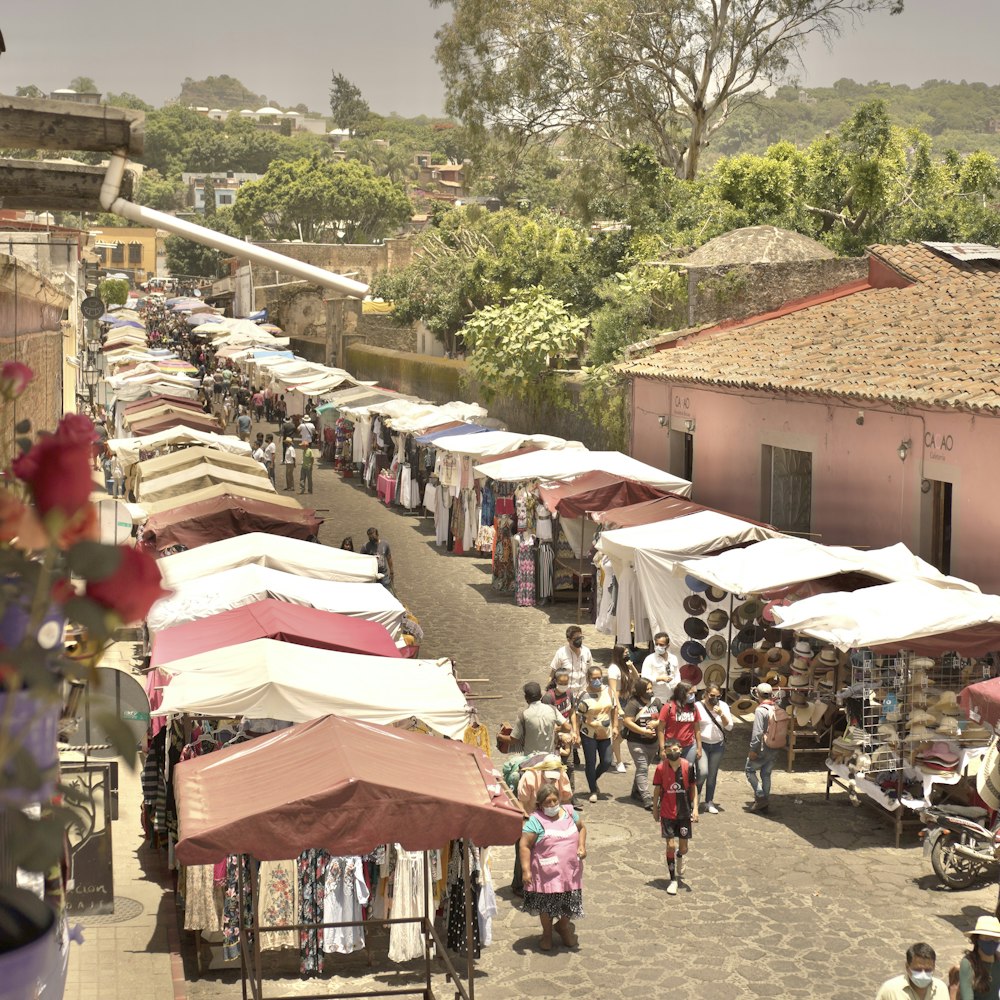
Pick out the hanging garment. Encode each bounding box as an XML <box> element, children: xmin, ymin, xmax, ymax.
<box><xmin>322</xmin><ymin>856</ymin><xmax>370</xmax><ymax>955</ymax></box>
<box><xmin>477</xmin><ymin>851</ymin><xmax>497</xmax><ymax>948</ymax></box>
<box><xmin>387</xmin><ymin>848</ymin><xmax>427</xmax><ymax>963</ymax></box>
<box><xmin>298</xmin><ymin>849</ymin><xmax>329</xmax><ymax>975</ymax></box>
<box><xmin>480</xmin><ymin>483</ymin><xmax>496</xmax><ymax>527</ymax></box>
<box><xmin>183</xmin><ymin>864</ymin><xmax>221</xmax><ymax>933</ymax></box>
<box><xmin>514</xmin><ymin>536</ymin><xmax>537</xmax><ymax>608</ymax></box>
<box><xmin>492</xmin><ymin>515</ymin><xmax>515</xmax><ymax>593</ymax></box>
<box><xmin>222</xmin><ymin>855</ymin><xmax>254</xmax><ymax>962</ymax></box>
<box><xmin>423</xmin><ymin>481</ymin><xmax>439</xmax><ymax>515</ymax></box>
<box><xmin>445</xmin><ymin>843</ymin><xmax>482</xmax><ymax>957</ymax></box>
<box><xmin>462</xmin><ymin>490</ymin><xmax>476</xmax><ymax>552</ymax></box>
<box><xmin>451</xmin><ymin>493</ymin><xmax>465</xmax><ymax>555</ymax></box>
<box><xmin>463</xmin><ymin>724</ymin><xmax>491</xmax><ymax>758</ymax></box>
<box><xmin>435</xmin><ymin>487</ymin><xmax>451</xmax><ymax>547</ymax></box>
<box><xmin>595</xmin><ymin>555</ymin><xmax>615</xmax><ymax>634</ymax></box>
<box><xmin>537</xmin><ymin>540</ymin><xmax>555</xmax><ymax>603</ymax></box>
<box><xmin>259</xmin><ymin>859</ymin><xmax>298</xmax><ymax>951</ymax></box>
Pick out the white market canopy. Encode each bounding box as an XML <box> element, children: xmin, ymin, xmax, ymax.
<box><xmin>146</xmin><ymin>565</ymin><xmax>406</xmax><ymax>635</ymax></box>
<box><xmin>773</xmin><ymin>580</ymin><xmax>1000</xmax><ymax>655</ymax></box>
<box><xmin>136</xmin><ymin>462</ymin><xmax>275</xmax><ymax>503</ymax></box>
<box><xmin>434</xmin><ymin>430</ymin><xmax>582</xmax><ymax>459</ymax></box>
<box><xmin>679</xmin><ymin>539</ymin><xmax>980</xmax><ymax>597</ymax></box>
<box><xmin>108</xmin><ymin>429</ymin><xmax>252</xmax><ymax>467</ymax></box>
<box><xmin>386</xmin><ymin>401</ymin><xmax>488</xmax><ymax>434</ymax></box>
<box><xmin>152</xmin><ymin>639</ymin><xmax>469</xmax><ymax>738</ymax></box>
<box><xmin>106</xmin><ymin>378</ymin><xmax>202</xmax><ymax>403</ymax></box>
<box><xmin>156</xmin><ymin>532</ymin><xmax>379</xmax><ymax>588</ymax></box>
<box><xmin>134</xmin><ymin>446</ymin><xmax>265</xmax><ymax>485</ymax></box>
<box><xmin>475</xmin><ymin>449</ymin><xmax>691</xmax><ymax>494</ymax></box>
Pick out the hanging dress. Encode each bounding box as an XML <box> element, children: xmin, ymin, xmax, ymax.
<box><xmin>387</xmin><ymin>848</ymin><xmax>426</xmax><ymax>963</ymax></box>
<box><xmin>259</xmin><ymin>859</ymin><xmax>298</xmax><ymax>951</ymax></box>
<box><xmin>514</xmin><ymin>535</ymin><xmax>537</xmax><ymax>607</ymax></box>
<box><xmin>322</xmin><ymin>856</ymin><xmax>370</xmax><ymax>955</ymax></box>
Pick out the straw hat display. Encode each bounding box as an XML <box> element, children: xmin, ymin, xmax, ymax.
<box><xmin>684</xmin><ymin>617</ymin><xmax>710</xmax><ymax>640</ymax></box>
<box><xmin>734</xmin><ymin>599</ymin><xmax>764</xmax><ymax>627</ymax></box>
<box><xmin>707</xmin><ymin>608</ymin><xmax>729</xmax><ymax>631</ymax></box>
<box><xmin>793</xmin><ymin>639</ymin><xmax>814</xmax><ymax>660</ymax></box>
<box><xmin>680</xmin><ymin>639</ymin><xmax>707</xmax><ymax>664</ymax></box>
<box><xmin>929</xmin><ymin>690</ymin><xmax>961</xmax><ymax>716</ymax></box>
<box><xmin>789</xmin><ymin>690</ymin><xmax>809</xmax><ymax>706</ymax></box>
<box><xmin>904</xmin><ymin>724</ymin><xmax>937</xmax><ymax>744</ymax></box>
<box><xmin>683</xmin><ymin>594</ymin><xmax>708</xmax><ymax>616</ymax></box>
<box><xmin>684</xmin><ymin>575</ymin><xmax>709</xmax><ymax>593</ymax></box>
<box><xmin>961</xmin><ymin>723</ymin><xmax>992</xmax><ymax>744</ymax></box>
<box><xmin>935</xmin><ymin>716</ymin><xmax>961</xmax><ymax>739</ymax></box>
<box><xmin>788</xmin><ymin>673</ymin><xmax>810</xmax><ymax>689</ymax></box>
<box><xmin>907</xmin><ymin>710</ymin><xmax>937</xmax><ymax>729</ymax></box>
<box><xmin>763</xmin><ymin>647</ymin><xmax>792</xmax><ymax>672</ymax></box>
<box><xmin>737</xmin><ymin>648</ymin><xmax>767</xmax><ymax>671</ymax></box>
<box><xmin>790</xmin><ymin>657</ymin><xmax>810</xmax><ymax>675</ymax></box>
<box><xmin>705</xmin><ymin>635</ymin><xmax>728</xmax><ymax>661</ymax></box>
<box><xmin>705</xmin><ymin>585</ymin><xmax>728</xmax><ymax>603</ymax></box>
<box><xmin>680</xmin><ymin>663</ymin><xmax>704</xmax><ymax>686</ymax></box>
<box><xmin>816</xmin><ymin>647</ymin><xmax>841</xmax><ymax>670</ymax></box>
<box><xmin>702</xmin><ymin>662</ymin><xmax>727</xmax><ymax>690</ymax></box>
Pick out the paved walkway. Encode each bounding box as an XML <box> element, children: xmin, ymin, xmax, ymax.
<box><xmin>68</xmin><ymin>428</ymin><xmax>997</xmax><ymax>1000</ymax></box>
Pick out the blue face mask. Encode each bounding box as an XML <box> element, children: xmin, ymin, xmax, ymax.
<box><xmin>979</xmin><ymin>939</ymin><xmax>1000</xmax><ymax>956</ymax></box>
<box><xmin>686</xmin><ymin>695</ymin><xmax>696</xmax><ymax>704</ymax></box>
<box><xmin>589</xmin><ymin>678</ymin><xmax>602</xmax><ymax>689</ymax></box>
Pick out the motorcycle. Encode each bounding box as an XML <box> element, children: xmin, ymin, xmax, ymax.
<box><xmin>920</xmin><ymin>804</ymin><xmax>1000</xmax><ymax>890</ymax></box>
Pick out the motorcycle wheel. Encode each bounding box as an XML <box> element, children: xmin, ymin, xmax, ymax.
<box><xmin>931</xmin><ymin>832</ymin><xmax>985</xmax><ymax>890</ymax></box>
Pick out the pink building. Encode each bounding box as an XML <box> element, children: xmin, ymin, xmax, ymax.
<box><xmin>622</xmin><ymin>242</ymin><xmax>1000</xmax><ymax>592</ymax></box>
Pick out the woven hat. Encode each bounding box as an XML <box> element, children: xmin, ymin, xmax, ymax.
<box><xmin>962</xmin><ymin>723</ymin><xmax>991</xmax><ymax>744</ymax></box>
<box><xmin>810</xmin><ymin>701</ymin><xmax>830</xmax><ymax>727</ymax></box>
<box><xmin>681</xmin><ymin>640</ymin><xmax>707</xmax><ymax>664</ymax></box>
<box><xmin>918</xmin><ymin>742</ymin><xmax>960</xmax><ymax>767</ymax></box>
<box><xmin>705</xmin><ymin>635</ymin><xmax>728</xmax><ymax>660</ymax></box>
<box><xmin>680</xmin><ymin>663</ymin><xmax>703</xmax><ymax>686</ymax></box>
<box><xmin>764</xmin><ymin>647</ymin><xmax>792</xmax><ymax>671</ymax></box>
<box><xmin>817</xmin><ymin>648</ymin><xmax>840</xmax><ymax>669</ymax></box>
<box><xmin>684</xmin><ymin>617</ymin><xmax>709</xmax><ymax>640</ymax></box>
<box><xmin>789</xmin><ymin>690</ymin><xmax>808</xmax><ymax>706</ymax></box>
<box><xmin>788</xmin><ymin>673</ymin><xmax>809</xmax><ymax>689</ymax></box>
<box><xmin>734</xmin><ymin>600</ymin><xmax>763</xmax><ymax>626</ymax></box>
<box><xmin>910</xmin><ymin>656</ymin><xmax>936</xmax><ymax>670</ymax></box>
<box><xmin>966</xmin><ymin>916</ymin><xmax>1000</xmax><ymax>940</ymax></box>
<box><xmin>793</xmin><ymin>640</ymin><xmax>814</xmax><ymax>659</ymax></box>
<box><xmin>731</xmin><ymin>695</ymin><xmax>757</xmax><ymax>717</ymax></box>
<box><xmin>737</xmin><ymin>648</ymin><xmax>766</xmax><ymax>671</ymax></box>
<box><xmin>705</xmin><ymin>585</ymin><xmax>728</xmax><ymax>603</ymax></box>
<box><xmin>877</xmin><ymin>722</ymin><xmax>900</xmax><ymax>741</ymax></box>
<box><xmin>702</xmin><ymin>662</ymin><xmax>727</xmax><ymax>689</ymax></box>
<box><xmin>683</xmin><ymin>594</ymin><xmax>707</xmax><ymax>616</ymax></box>
<box><xmin>905</xmin><ymin>725</ymin><xmax>937</xmax><ymax>744</ymax></box>
<box><xmin>793</xmin><ymin>704</ymin><xmax>814</xmax><ymax>728</ymax></box>
<box><xmin>907</xmin><ymin>710</ymin><xmax>937</xmax><ymax>729</ymax></box>
<box><xmin>978</xmin><ymin>739</ymin><xmax>1000</xmax><ymax>810</ymax></box>
<box><xmin>790</xmin><ymin>657</ymin><xmax>810</xmax><ymax>675</ymax></box>
<box><xmin>936</xmin><ymin>716</ymin><xmax>961</xmax><ymax>738</ymax></box>
<box><xmin>929</xmin><ymin>690</ymin><xmax>961</xmax><ymax>716</ymax></box>
<box><xmin>707</xmin><ymin>609</ymin><xmax>729</xmax><ymax>631</ymax></box>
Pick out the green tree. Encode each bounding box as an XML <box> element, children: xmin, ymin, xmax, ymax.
<box><xmin>231</xmin><ymin>156</ymin><xmax>412</xmax><ymax>243</ymax></box>
<box><xmin>104</xmin><ymin>92</ymin><xmax>153</xmax><ymax>111</ymax></box>
<box><xmin>164</xmin><ymin>210</ymin><xmax>240</xmax><ymax>278</ymax></box>
<box><xmin>15</xmin><ymin>84</ymin><xmax>43</xmax><ymax>98</ymax></box>
<box><xmin>136</xmin><ymin>169</ymin><xmax>186</xmax><ymax>212</ymax></box>
<box><xmin>329</xmin><ymin>72</ymin><xmax>370</xmax><ymax>135</ymax></box>
<box><xmin>67</xmin><ymin>76</ymin><xmax>98</xmax><ymax>94</ymax></box>
<box><xmin>177</xmin><ymin>75</ymin><xmax>266</xmax><ymax>109</ymax></box>
<box><xmin>433</xmin><ymin>0</ymin><xmax>903</xmax><ymax>179</ymax></box>
<box><xmin>462</xmin><ymin>287</ymin><xmax>588</xmax><ymax>405</ymax></box>
<box><xmin>98</xmin><ymin>278</ymin><xmax>128</xmax><ymax>305</ymax></box>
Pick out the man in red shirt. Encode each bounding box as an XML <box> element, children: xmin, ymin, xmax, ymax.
<box><xmin>652</xmin><ymin>736</ymin><xmax>698</xmax><ymax>896</ymax></box>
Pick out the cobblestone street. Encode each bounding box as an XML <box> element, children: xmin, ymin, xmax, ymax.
<box><xmin>72</xmin><ymin>446</ymin><xmax>999</xmax><ymax>1000</ymax></box>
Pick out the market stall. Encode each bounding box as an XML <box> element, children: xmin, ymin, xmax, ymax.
<box><xmin>136</xmin><ymin>461</ymin><xmax>276</xmax><ymax>503</ymax></box>
<box><xmin>133</xmin><ymin>446</ymin><xmax>266</xmax><ymax>492</ymax></box>
<box><xmin>108</xmin><ymin>428</ymin><xmax>252</xmax><ymax>468</ymax></box>
<box><xmin>138</xmin><ymin>483</ymin><xmax>303</xmax><ymax>519</ymax></box>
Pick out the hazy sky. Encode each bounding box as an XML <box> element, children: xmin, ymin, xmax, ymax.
<box><xmin>1</xmin><ymin>0</ymin><xmax>997</xmax><ymax>118</ymax></box>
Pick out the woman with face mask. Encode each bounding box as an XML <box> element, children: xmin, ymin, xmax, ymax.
<box><xmin>622</xmin><ymin>678</ymin><xmax>662</xmax><ymax>810</ymax></box>
<box><xmin>518</xmin><ymin>782</ymin><xmax>586</xmax><ymax>951</ymax></box>
<box><xmin>657</xmin><ymin>682</ymin><xmax>702</xmax><ymax>787</ymax></box>
<box><xmin>958</xmin><ymin>916</ymin><xmax>1000</xmax><ymax>999</ymax></box>
<box><xmin>608</xmin><ymin>645</ymin><xmax>639</xmax><ymax>773</ymax></box>
<box><xmin>573</xmin><ymin>665</ymin><xmax>618</xmax><ymax>803</ymax></box>
<box><xmin>694</xmin><ymin>685</ymin><xmax>733</xmax><ymax>814</ymax></box>
<box><xmin>543</xmin><ymin>668</ymin><xmax>576</xmax><ymax>790</ymax></box>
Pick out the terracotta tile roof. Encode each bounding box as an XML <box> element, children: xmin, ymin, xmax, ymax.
<box><xmin>619</xmin><ymin>243</ymin><xmax>1000</xmax><ymax>413</ymax></box>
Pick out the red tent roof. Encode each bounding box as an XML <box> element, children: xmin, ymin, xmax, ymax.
<box><xmin>589</xmin><ymin>493</ymin><xmax>772</xmax><ymax>529</ymax></box>
<box><xmin>129</xmin><ymin>411</ymin><xmax>223</xmax><ymax>435</ymax></box>
<box><xmin>151</xmin><ymin>598</ymin><xmax>401</xmax><ymax>669</ymax></box>
<box><xmin>174</xmin><ymin>715</ymin><xmax>523</xmax><ymax>864</ymax></box>
<box><xmin>140</xmin><ymin>494</ymin><xmax>322</xmax><ymax>553</ymax></box>
<box><xmin>123</xmin><ymin>394</ymin><xmax>204</xmax><ymax>414</ymax></box>
<box><xmin>537</xmin><ymin>470</ymin><xmax>665</xmax><ymax>519</ymax></box>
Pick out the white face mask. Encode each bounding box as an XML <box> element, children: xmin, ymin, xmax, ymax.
<box><xmin>655</xmin><ymin>645</ymin><xmax>668</xmax><ymax>655</ymax></box>
<box><xmin>543</xmin><ymin>805</ymin><xmax>561</xmax><ymax>818</ymax></box>
<box><xmin>555</xmin><ymin>685</ymin><xmax>568</xmax><ymax>694</ymax></box>
<box><xmin>908</xmin><ymin>970</ymin><xmax>933</xmax><ymax>989</ymax></box>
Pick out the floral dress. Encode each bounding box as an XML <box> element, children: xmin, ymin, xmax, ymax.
<box><xmin>259</xmin><ymin>859</ymin><xmax>297</xmax><ymax>951</ymax></box>
<box><xmin>298</xmin><ymin>849</ymin><xmax>330</xmax><ymax>975</ymax></box>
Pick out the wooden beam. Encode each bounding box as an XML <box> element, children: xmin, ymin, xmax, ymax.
<box><xmin>0</xmin><ymin>95</ymin><xmax>144</xmax><ymax>156</ymax></box>
<box><xmin>0</xmin><ymin>159</ymin><xmax>137</xmax><ymax>211</ymax></box>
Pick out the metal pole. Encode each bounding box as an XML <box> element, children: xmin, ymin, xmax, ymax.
<box><xmin>422</xmin><ymin>851</ymin><xmax>432</xmax><ymax>1000</ymax></box>
<box><xmin>462</xmin><ymin>840</ymin><xmax>474</xmax><ymax>1000</ymax></box>
<box><xmin>238</xmin><ymin>859</ymin><xmax>249</xmax><ymax>1000</ymax></box>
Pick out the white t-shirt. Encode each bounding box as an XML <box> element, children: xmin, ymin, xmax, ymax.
<box><xmin>641</xmin><ymin>651</ymin><xmax>679</xmax><ymax>704</ymax></box>
<box><xmin>696</xmin><ymin>699</ymin><xmax>734</xmax><ymax>745</ymax></box>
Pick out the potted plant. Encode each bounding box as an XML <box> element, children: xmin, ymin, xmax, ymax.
<box><xmin>0</xmin><ymin>362</ymin><xmax>169</xmax><ymax>999</ymax></box>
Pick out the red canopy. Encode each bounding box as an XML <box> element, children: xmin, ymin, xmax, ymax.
<box><xmin>174</xmin><ymin>715</ymin><xmax>523</xmax><ymax>864</ymax></box>
<box><xmin>129</xmin><ymin>411</ymin><xmax>222</xmax><ymax>435</ymax></box>
<box><xmin>123</xmin><ymin>394</ymin><xmax>204</xmax><ymax>414</ymax></box>
<box><xmin>589</xmin><ymin>493</ymin><xmax>773</xmax><ymax>529</ymax></box>
<box><xmin>537</xmin><ymin>470</ymin><xmax>665</xmax><ymax>519</ymax></box>
<box><xmin>151</xmin><ymin>598</ymin><xmax>401</xmax><ymax>669</ymax></box>
<box><xmin>960</xmin><ymin>676</ymin><xmax>1000</xmax><ymax>729</ymax></box>
<box><xmin>140</xmin><ymin>494</ymin><xmax>322</xmax><ymax>553</ymax></box>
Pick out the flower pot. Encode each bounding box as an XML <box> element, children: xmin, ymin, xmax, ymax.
<box><xmin>0</xmin><ymin>887</ymin><xmax>59</xmax><ymax>1000</ymax></box>
<box><xmin>0</xmin><ymin>690</ymin><xmax>60</xmax><ymax>807</ymax></box>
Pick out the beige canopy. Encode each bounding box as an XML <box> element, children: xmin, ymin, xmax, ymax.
<box><xmin>135</xmin><ymin>445</ymin><xmax>266</xmax><ymax>485</ymax></box>
<box><xmin>138</xmin><ymin>482</ymin><xmax>301</xmax><ymax>518</ymax></box>
<box><xmin>137</xmin><ymin>462</ymin><xmax>274</xmax><ymax>504</ymax></box>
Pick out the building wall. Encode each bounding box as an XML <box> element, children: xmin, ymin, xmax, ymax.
<box><xmin>248</xmin><ymin>238</ymin><xmax>414</xmax><ymax>288</ymax></box>
<box><xmin>357</xmin><ymin>312</ymin><xmax>416</xmax><ymax>352</ymax></box>
<box><xmin>92</xmin><ymin>227</ymin><xmax>163</xmax><ymax>283</ymax></box>
<box><xmin>631</xmin><ymin>377</ymin><xmax>1000</xmax><ymax>591</ymax></box>
<box><xmin>685</xmin><ymin>258</ymin><xmax>869</xmax><ymax>326</ymax></box>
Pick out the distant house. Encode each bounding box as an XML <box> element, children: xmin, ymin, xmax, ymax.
<box><xmin>413</xmin><ymin>153</ymin><xmax>467</xmax><ymax>200</ymax></box>
<box><xmin>619</xmin><ymin>241</ymin><xmax>1000</xmax><ymax>591</ymax></box>
<box><xmin>181</xmin><ymin>172</ymin><xmax>263</xmax><ymax>212</ymax></box>
<box><xmin>89</xmin><ymin>226</ymin><xmax>166</xmax><ymax>283</ymax></box>
<box><xmin>49</xmin><ymin>88</ymin><xmax>101</xmax><ymax>105</ymax></box>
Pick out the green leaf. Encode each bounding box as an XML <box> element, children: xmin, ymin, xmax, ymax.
<box><xmin>67</xmin><ymin>542</ymin><xmax>123</xmax><ymax>581</ymax></box>
<box><xmin>5</xmin><ymin>807</ymin><xmax>67</xmax><ymax>872</ymax></box>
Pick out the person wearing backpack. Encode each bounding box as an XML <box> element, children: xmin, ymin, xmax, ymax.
<box><xmin>745</xmin><ymin>682</ymin><xmax>786</xmax><ymax>813</ymax></box>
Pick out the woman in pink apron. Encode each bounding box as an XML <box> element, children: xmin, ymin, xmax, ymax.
<box><xmin>517</xmin><ymin>782</ymin><xmax>587</xmax><ymax>951</ymax></box>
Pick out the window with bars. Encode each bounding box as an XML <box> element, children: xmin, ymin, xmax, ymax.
<box><xmin>110</xmin><ymin>243</ymin><xmax>124</xmax><ymax>265</ymax></box>
<box><xmin>127</xmin><ymin>243</ymin><xmax>142</xmax><ymax>266</ymax></box>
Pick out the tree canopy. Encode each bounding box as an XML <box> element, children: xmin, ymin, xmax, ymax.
<box><xmin>230</xmin><ymin>156</ymin><xmax>412</xmax><ymax>243</ymax></box>
<box><xmin>177</xmin><ymin>75</ymin><xmax>267</xmax><ymax>110</ymax></box>
<box><xmin>329</xmin><ymin>73</ymin><xmax>370</xmax><ymax>135</ymax></box>
<box><xmin>67</xmin><ymin>75</ymin><xmax>98</xmax><ymax>94</ymax></box>
<box><xmin>433</xmin><ymin>0</ymin><xmax>904</xmax><ymax>179</ymax></box>
<box><xmin>164</xmin><ymin>210</ymin><xmax>240</xmax><ymax>278</ymax></box>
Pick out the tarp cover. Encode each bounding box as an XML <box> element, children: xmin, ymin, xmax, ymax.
<box><xmin>960</xmin><ymin>678</ymin><xmax>1000</xmax><ymax>731</ymax></box>
<box><xmin>126</xmin><ymin>411</ymin><xmax>223</xmax><ymax>436</ymax></box>
<box><xmin>156</xmin><ymin>533</ymin><xmax>378</xmax><ymax>587</ymax></box>
<box><xmin>537</xmin><ymin>470</ymin><xmax>665</xmax><ymax>519</ymax></box>
<box><xmin>153</xmin><ymin>640</ymin><xmax>462</xmax><ymax>729</ymax></box>
<box><xmin>435</xmin><ymin>431</ymin><xmax>578</xmax><ymax>458</ymax></box>
<box><xmin>150</xmin><ymin>599</ymin><xmax>401</xmax><ymax>669</ymax></box>
<box><xmin>678</xmin><ymin>538</ymin><xmax>980</xmax><ymax>597</ymax></box>
<box><xmin>135</xmin><ymin>446</ymin><xmax>264</xmax><ymax>484</ymax></box>
<box><xmin>123</xmin><ymin>394</ymin><xmax>202</xmax><ymax>414</ymax></box>
<box><xmin>138</xmin><ymin>483</ymin><xmax>301</xmax><ymax>518</ymax></box>
<box><xmin>414</xmin><ymin>423</ymin><xmax>486</xmax><ymax>445</ymax></box>
<box><xmin>146</xmin><ymin>566</ymin><xmax>405</xmax><ymax>635</ymax></box>
<box><xmin>109</xmin><ymin>429</ymin><xmax>252</xmax><ymax>466</ymax></box>
<box><xmin>139</xmin><ymin>495</ymin><xmax>322</xmax><ymax>554</ymax></box>
<box><xmin>590</xmin><ymin>494</ymin><xmax>771</xmax><ymax>529</ymax></box>
<box><xmin>773</xmin><ymin>581</ymin><xmax>1000</xmax><ymax>654</ymax></box>
<box><xmin>174</xmin><ymin>715</ymin><xmax>523</xmax><ymax>864</ymax></box>
<box><xmin>137</xmin><ymin>462</ymin><xmax>274</xmax><ymax>503</ymax></box>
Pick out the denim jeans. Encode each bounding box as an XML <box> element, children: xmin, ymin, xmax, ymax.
<box><xmin>680</xmin><ymin>743</ymin><xmax>699</xmax><ymax>788</ymax></box>
<box><xmin>627</xmin><ymin>741</ymin><xmax>656</xmax><ymax>805</ymax></box>
<box><xmin>698</xmin><ymin>742</ymin><xmax>725</xmax><ymax>804</ymax></box>
<box><xmin>581</xmin><ymin>734</ymin><xmax>612</xmax><ymax>794</ymax></box>
<box><xmin>745</xmin><ymin>748</ymin><xmax>778</xmax><ymax>799</ymax></box>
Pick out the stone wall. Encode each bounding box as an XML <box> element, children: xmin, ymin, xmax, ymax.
<box><xmin>686</xmin><ymin>257</ymin><xmax>869</xmax><ymax>326</ymax></box>
<box><xmin>249</xmin><ymin>237</ymin><xmax>413</xmax><ymax>288</ymax></box>
<box><xmin>357</xmin><ymin>312</ymin><xmax>416</xmax><ymax>353</ymax></box>
<box><xmin>346</xmin><ymin>344</ymin><xmax>626</xmax><ymax>450</ymax></box>
<box><xmin>254</xmin><ymin>281</ymin><xmax>361</xmax><ymax>366</ymax></box>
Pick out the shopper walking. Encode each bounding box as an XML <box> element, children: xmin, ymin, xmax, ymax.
<box><xmin>542</xmin><ymin>667</ymin><xmax>576</xmax><ymax>789</ymax></box>
<box><xmin>362</xmin><ymin>527</ymin><xmax>394</xmax><ymax>592</ymax></box>
<box><xmin>299</xmin><ymin>443</ymin><xmax>314</xmax><ymax>494</ymax></box>
<box><xmin>518</xmin><ymin>783</ymin><xmax>585</xmax><ymax>952</ymax></box>
<box><xmin>695</xmin><ymin>684</ymin><xmax>733</xmax><ymax>814</ymax></box>
<box><xmin>957</xmin><ymin>916</ymin><xmax>1000</xmax><ymax>1000</ymax></box>
<box><xmin>651</xmin><ymin>736</ymin><xmax>697</xmax><ymax>896</ymax></box>
<box><xmin>511</xmin><ymin>682</ymin><xmax>570</xmax><ymax>755</ymax></box>
<box><xmin>263</xmin><ymin>434</ymin><xmax>276</xmax><ymax>485</ymax></box>
<box><xmin>745</xmin><ymin>682</ymin><xmax>779</xmax><ymax>812</ymax></box>
<box><xmin>875</xmin><ymin>942</ymin><xmax>947</xmax><ymax>999</ymax></box>
<box><xmin>573</xmin><ymin>664</ymin><xmax>617</xmax><ymax>804</ymax></box>
<box><xmin>550</xmin><ymin>625</ymin><xmax>592</xmax><ymax>699</ymax></box>
<box><xmin>641</xmin><ymin>631</ymin><xmax>679</xmax><ymax>703</ymax></box>
<box><xmin>282</xmin><ymin>437</ymin><xmax>297</xmax><ymax>491</ymax></box>
<box><xmin>657</xmin><ymin>681</ymin><xmax>702</xmax><ymax>786</ymax></box>
<box><xmin>622</xmin><ymin>678</ymin><xmax>661</xmax><ymax>810</ymax></box>
<box><xmin>608</xmin><ymin>645</ymin><xmax>639</xmax><ymax>773</ymax></box>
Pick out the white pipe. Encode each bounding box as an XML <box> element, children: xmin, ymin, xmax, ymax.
<box><xmin>98</xmin><ymin>153</ymin><xmax>369</xmax><ymax>299</ymax></box>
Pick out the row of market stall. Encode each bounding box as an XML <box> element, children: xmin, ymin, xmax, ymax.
<box><xmin>93</xmin><ymin>307</ymin><xmax>519</xmax><ymax>999</ymax></box>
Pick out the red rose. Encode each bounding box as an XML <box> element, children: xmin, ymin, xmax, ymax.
<box><xmin>0</xmin><ymin>362</ymin><xmax>33</xmax><ymax>400</ymax></box>
<box><xmin>85</xmin><ymin>545</ymin><xmax>170</xmax><ymax>624</ymax></box>
<box><xmin>13</xmin><ymin>415</ymin><xmax>98</xmax><ymax>521</ymax></box>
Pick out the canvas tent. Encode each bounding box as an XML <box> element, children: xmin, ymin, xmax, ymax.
<box><xmin>153</xmin><ymin>641</ymin><xmax>465</xmax><ymax>734</ymax></box>
<box><xmin>156</xmin><ymin>533</ymin><xmax>378</xmax><ymax>587</ymax></box>
<box><xmin>108</xmin><ymin>428</ymin><xmax>252</xmax><ymax>467</ymax></box>
<box><xmin>127</xmin><ymin>410</ymin><xmax>223</xmax><ymax>436</ymax></box>
<box><xmin>150</xmin><ymin>599</ymin><xmax>402</xmax><ymax>670</ymax></box>
<box><xmin>773</xmin><ymin>580</ymin><xmax>1000</xmax><ymax>655</ymax></box>
<box><xmin>145</xmin><ymin>566</ymin><xmax>406</xmax><ymax>635</ymax></box>
<box><xmin>136</xmin><ymin>462</ymin><xmax>275</xmax><ymax>503</ymax></box>
<box><xmin>133</xmin><ymin>446</ymin><xmax>265</xmax><ymax>487</ymax></box>
<box><xmin>139</xmin><ymin>495</ymin><xmax>322</xmax><ymax>554</ymax></box>
<box><xmin>138</xmin><ymin>482</ymin><xmax>301</xmax><ymax>518</ymax></box>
